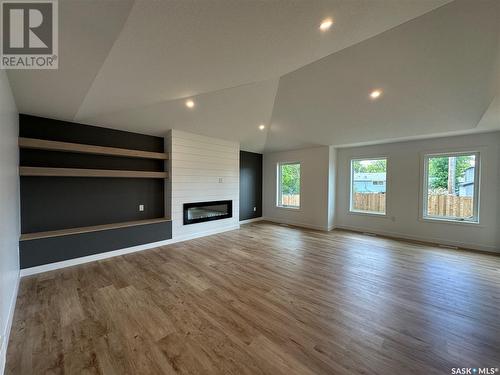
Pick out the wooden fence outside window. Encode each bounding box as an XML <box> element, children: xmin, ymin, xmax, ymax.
<box><xmin>283</xmin><ymin>193</ymin><xmax>473</xmax><ymax>218</ymax></box>
<box><xmin>281</xmin><ymin>194</ymin><xmax>300</xmax><ymax>207</ymax></box>
<box><xmin>350</xmin><ymin>192</ymin><xmax>473</xmax><ymax>217</ymax></box>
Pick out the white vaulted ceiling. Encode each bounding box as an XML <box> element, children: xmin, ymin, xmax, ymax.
<box><xmin>7</xmin><ymin>0</ymin><xmax>135</xmax><ymax>120</ymax></box>
<box><xmin>7</xmin><ymin>0</ymin><xmax>500</xmax><ymax>152</ymax></box>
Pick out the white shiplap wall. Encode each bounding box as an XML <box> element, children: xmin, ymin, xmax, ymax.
<box><xmin>168</xmin><ymin>130</ymin><xmax>240</xmax><ymax>239</ymax></box>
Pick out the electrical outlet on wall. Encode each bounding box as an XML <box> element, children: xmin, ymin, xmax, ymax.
<box><xmin>253</xmin><ymin>207</ymin><xmax>257</xmax><ymax>212</ymax></box>
<box><xmin>218</xmin><ymin>177</ymin><xmax>223</xmax><ymax>183</ymax></box>
<box><xmin>139</xmin><ymin>204</ymin><xmax>145</xmax><ymax>212</ymax></box>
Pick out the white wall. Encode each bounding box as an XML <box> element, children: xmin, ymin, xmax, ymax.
<box><xmin>168</xmin><ymin>130</ymin><xmax>240</xmax><ymax>239</ymax></box>
<box><xmin>263</xmin><ymin>146</ymin><xmax>330</xmax><ymax>230</ymax></box>
<box><xmin>0</xmin><ymin>71</ymin><xmax>19</xmax><ymax>373</ymax></box>
<box><xmin>327</xmin><ymin>146</ymin><xmax>336</xmax><ymax>230</ymax></box>
<box><xmin>497</xmin><ymin>138</ymin><xmax>500</xmax><ymax>247</ymax></box>
<box><xmin>335</xmin><ymin>132</ymin><xmax>500</xmax><ymax>252</ymax></box>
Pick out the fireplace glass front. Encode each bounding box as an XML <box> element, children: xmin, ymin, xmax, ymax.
<box><xmin>183</xmin><ymin>200</ymin><xmax>232</xmax><ymax>225</ymax></box>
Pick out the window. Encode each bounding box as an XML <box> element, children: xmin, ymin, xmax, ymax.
<box><xmin>423</xmin><ymin>152</ymin><xmax>479</xmax><ymax>223</ymax></box>
<box><xmin>350</xmin><ymin>158</ymin><xmax>387</xmax><ymax>215</ymax></box>
<box><xmin>277</xmin><ymin>162</ymin><xmax>300</xmax><ymax>208</ymax></box>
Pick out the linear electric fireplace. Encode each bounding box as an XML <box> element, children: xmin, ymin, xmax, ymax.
<box><xmin>183</xmin><ymin>200</ymin><xmax>232</xmax><ymax>225</ymax></box>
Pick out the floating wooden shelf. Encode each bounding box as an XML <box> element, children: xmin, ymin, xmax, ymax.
<box><xmin>20</xmin><ymin>217</ymin><xmax>172</xmax><ymax>241</ymax></box>
<box><xmin>20</xmin><ymin>167</ymin><xmax>168</xmax><ymax>178</ymax></box>
<box><xmin>19</xmin><ymin>137</ymin><xmax>168</xmax><ymax>160</ymax></box>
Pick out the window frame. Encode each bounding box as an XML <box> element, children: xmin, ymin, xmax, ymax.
<box><xmin>349</xmin><ymin>157</ymin><xmax>388</xmax><ymax>216</ymax></box>
<box><xmin>276</xmin><ymin>161</ymin><xmax>301</xmax><ymax>210</ymax></box>
<box><xmin>421</xmin><ymin>151</ymin><xmax>480</xmax><ymax>224</ymax></box>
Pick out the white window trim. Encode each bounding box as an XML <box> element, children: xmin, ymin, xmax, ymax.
<box><xmin>276</xmin><ymin>161</ymin><xmax>301</xmax><ymax>210</ymax></box>
<box><xmin>421</xmin><ymin>151</ymin><xmax>481</xmax><ymax>224</ymax></box>
<box><xmin>349</xmin><ymin>157</ymin><xmax>388</xmax><ymax>216</ymax></box>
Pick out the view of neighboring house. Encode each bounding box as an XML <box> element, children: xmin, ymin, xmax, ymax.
<box><xmin>353</xmin><ymin>173</ymin><xmax>386</xmax><ymax>193</ymax></box>
<box><xmin>459</xmin><ymin>166</ymin><xmax>475</xmax><ymax>197</ymax></box>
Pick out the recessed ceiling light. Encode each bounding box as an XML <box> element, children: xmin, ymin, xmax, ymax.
<box><xmin>319</xmin><ymin>18</ymin><xmax>333</xmax><ymax>31</ymax></box>
<box><xmin>259</xmin><ymin>124</ymin><xmax>266</xmax><ymax>130</ymax></box>
<box><xmin>185</xmin><ymin>99</ymin><xmax>195</xmax><ymax>108</ymax></box>
<box><xmin>370</xmin><ymin>90</ymin><xmax>382</xmax><ymax>99</ymax></box>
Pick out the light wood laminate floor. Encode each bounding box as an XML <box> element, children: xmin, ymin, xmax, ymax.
<box><xmin>6</xmin><ymin>222</ymin><xmax>500</xmax><ymax>374</ymax></box>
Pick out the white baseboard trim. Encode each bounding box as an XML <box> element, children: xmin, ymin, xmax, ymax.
<box><xmin>334</xmin><ymin>225</ymin><xmax>499</xmax><ymax>253</ymax></box>
<box><xmin>239</xmin><ymin>217</ymin><xmax>263</xmax><ymax>225</ymax></box>
<box><xmin>261</xmin><ymin>217</ymin><xmax>329</xmax><ymax>231</ymax></box>
<box><xmin>20</xmin><ymin>239</ymin><xmax>174</xmax><ymax>277</ymax></box>
<box><xmin>20</xmin><ymin>224</ymin><xmax>241</xmax><ymax>277</ymax></box>
<box><xmin>0</xmin><ymin>269</ymin><xmax>20</xmax><ymax>375</ymax></box>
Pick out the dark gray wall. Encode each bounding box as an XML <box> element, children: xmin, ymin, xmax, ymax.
<box><xmin>21</xmin><ymin>177</ymin><xmax>164</xmax><ymax>233</ymax></box>
<box><xmin>239</xmin><ymin>151</ymin><xmax>262</xmax><ymax>220</ymax></box>
<box><xmin>20</xmin><ymin>221</ymin><xmax>172</xmax><ymax>268</ymax></box>
<box><xmin>19</xmin><ymin>114</ymin><xmax>171</xmax><ymax>268</ymax></box>
<box><xmin>20</xmin><ymin>114</ymin><xmax>164</xmax><ymax>151</ymax></box>
<box><xmin>20</xmin><ymin>114</ymin><xmax>165</xmax><ymax>232</ymax></box>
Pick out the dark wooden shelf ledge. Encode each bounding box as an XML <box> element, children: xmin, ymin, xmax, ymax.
<box><xmin>20</xmin><ymin>217</ymin><xmax>172</xmax><ymax>241</ymax></box>
<box><xmin>19</xmin><ymin>137</ymin><xmax>168</xmax><ymax>160</ymax></box>
<box><xmin>20</xmin><ymin>167</ymin><xmax>168</xmax><ymax>178</ymax></box>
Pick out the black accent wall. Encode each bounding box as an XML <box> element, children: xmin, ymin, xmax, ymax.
<box><xmin>19</xmin><ymin>114</ymin><xmax>171</xmax><ymax>268</ymax></box>
<box><xmin>20</xmin><ymin>114</ymin><xmax>164</xmax><ymax>152</ymax></box>
<box><xmin>20</xmin><ymin>114</ymin><xmax>165</xmax><ymax>232</ymax></box>
<box><xmin>20</xmin><ymin>221</ymin><xmax>172</xmax><ymax>269</ymax></box>
<box><xmin>239</xmin><ymin>151</ymin><xmax>262</xmax><ymax>220</ymax></box>
<box><xmin>21</xmin><ymin>177</ymin><xmax>164</xmax><ymax>233</ymax></box>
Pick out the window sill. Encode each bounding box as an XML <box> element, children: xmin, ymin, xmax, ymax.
<box><xmin>419</xmin><ymin>217</ymin><xmax>482</xmax><ymax>227</ymax></box>
<box><xmin>348</xmin><ymin>210</ymin><xmax>388</xmax><ymax>218</ymax></box>
<box><xmin>276</xmin><ymin>206</ymin><xmax>301</xmax><ymax>211</ymax></box>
